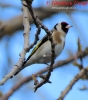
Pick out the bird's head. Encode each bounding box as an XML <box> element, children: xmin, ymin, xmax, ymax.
<box><xmin>54</xmin><ymin>21</ymin><xmax>72</xmax><ymax>35</ymax></box>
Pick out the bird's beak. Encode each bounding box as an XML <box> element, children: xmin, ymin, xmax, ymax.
<box><xmin>66</xmin><ymin>25</ymin><xmax>73</xmax><ymax>29</ymax></box>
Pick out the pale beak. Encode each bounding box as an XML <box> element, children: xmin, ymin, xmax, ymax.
<box><xmin>66</xmin><ymin>25</ymin><xmax>73</xmax><ymax>29</ymax></box>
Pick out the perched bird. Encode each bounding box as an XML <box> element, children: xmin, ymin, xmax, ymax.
<box><xmin>14</xmin><ymin>22</ymin><xmax>72</xmax><ymax>75</ymax></box>
<box><xmin>15</xmin><ymin>22</ymin><xmax>72</xmax><ymax>75</ymax></box>
<box><xmin>22</xmin><ymin>21</ymin><xmax>72</xmax><ymax>68</ymax></box>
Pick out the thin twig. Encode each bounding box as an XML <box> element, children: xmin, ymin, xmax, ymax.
<box><xmin>14</xmin><ymin>26</ymin><xmax>41</xmax><ymax>75</ymax></box>
<box><xmin>34</xmin><ymin>18</ymin><xmax>55</xmax><ymax>91</ymax></box>
<box><xmin>58</xmin><ymin>67</ymin><xmax>88</xmax><ymax>100</ymax></box>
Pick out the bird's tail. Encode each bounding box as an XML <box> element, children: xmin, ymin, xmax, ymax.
<box><xmin>14</xmin><ymin>59</ymin><xmax>33</xmax><ymax>76</ymax></box>
<box><xmin>14</xmin><ymin>63</ymin><xmax>25</xmax><ymax>76</ymax></box>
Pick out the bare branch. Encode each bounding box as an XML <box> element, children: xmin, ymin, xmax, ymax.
<box><xmin>58</xmin><ymin>66</ymin><xmax>88</xmax><ymax>100</ymax></box>
<box><xmin>33</xmin><ymin>18</ymin><xmax>55</xmax><ymax>91</ymax></box>
<box><xmin>14</xmin><ymin>0</ymin><xmax>41</xmax><ymax>75</ymax></box>
<box><xmin>0</xmin><ymin>2</ymin><xmax>21</xmax><ymax>8</ymax></box>
<box><xmin>22</xmin><ymin>0</ymin><xmax>55</xmax><ymax>91</ymax></box>
<box><xmin>1</xmin><ymin>48</ymin><xmax>88</xmax><ymax>100</ymax></box>
<box><xmin>0</xmin><ymin>0</ymin><xmax>41</xmax><ymax>86</ymax></box>
<box><xmin>0</xmin><ymin>6</ymin><xmax>87</xmax><ymax>38</ymax></box>
<box><xmin>0</xmin><ymin>0</ymin><xmax>30</xmax><ymax>86</ymax></box>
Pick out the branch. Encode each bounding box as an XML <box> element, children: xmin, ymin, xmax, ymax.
<box><xmin>0</xmin><ymin>0</ymin><xmax>30</xmax><ymax>86</ymax></box>
<box><xmin>34</xmin><ymin>18</ymin><xmax>55</xmax><ymax>91</ymax></box>
<box><xmin>1</xmin><ymin>48</ymin><xmax>88</xmax><ymax>100</ymax></box>
<box><xmin>58</xmin><ymin>66</ymin><xmax>88</xmax><ymax>100</ymax></box>
<box><xmin>0</xmin><ymin>2</ymin><xmax>21</xmax><ymax>8</ymax></box>
<box><xmin>0</xmin><ymin>0</ymin><xmax>41</xmax><ymax>87</ymax></box>
<box><xmin>0</xmin><ymin>6</ymin><xmax>87</xmax><ymax>38</ymax></box>
<box><xmin>14</xmin><ymin>1</ymin><xmax>41</xmax><ymax>75</ymax></box>
<box><xmin>22</xmin><ymin>0</ymin><xmax>56</xmax><ymax>91</ymax></box>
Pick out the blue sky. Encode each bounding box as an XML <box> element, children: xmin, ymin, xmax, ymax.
<box><xmin>0</xmin><ymin>0</ymin><xmax>88</xmax><ymax>100</ymax></box>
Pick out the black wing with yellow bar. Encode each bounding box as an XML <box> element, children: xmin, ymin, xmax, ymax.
<box><xmin>25</xmin><ymin>35</ymin><xmax>48</xmax><ymax>62</ymax></box>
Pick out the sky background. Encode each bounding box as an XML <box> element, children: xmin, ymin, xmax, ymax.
<box><xmin>0</xmin><ymin>0</ymin><xmax>88</xmax><ymax>100</ymax></box>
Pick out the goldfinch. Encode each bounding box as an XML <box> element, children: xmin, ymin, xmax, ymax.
<box><xmin>23</xmin><ymin>22</ymin><xmax>72</xmax><ymax>67</ymax></box>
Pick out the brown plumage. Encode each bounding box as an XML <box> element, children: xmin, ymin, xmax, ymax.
<box><xmin>52</xmin><ymin>30</ymin><xmax>65</xmax><ymax>44</ymax></box>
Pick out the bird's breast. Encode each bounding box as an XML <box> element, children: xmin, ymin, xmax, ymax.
<box><xmin>55</xmin><ymin>41</ymin><xmax>65</xmax><ymax>58</ymax></box>
<box><xmin>52</xmin><ymin>31</ymin><xmax>63</xmax><ymax>44</ymax></box>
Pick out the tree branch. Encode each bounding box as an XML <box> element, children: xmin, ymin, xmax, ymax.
<box><xmin>19</xmin><ymin>0</ymin><xmax>55</xmax><ymax>92</ymax></box>
<box><xmin>0</xmin><ymin>6</ymin><xmax>87</xmax><ymax>38</ymax></box>
<box><xmin>0</xmin><ymin>0</ymin><xmax>30</xmax><ymax>86</ymax></box>
<box><xmin>58</xmin><ymin>66</ymin><xmax>88</xmax><ymax>100</ymax></box>
<box><xmin>1</xmin><ymin>48</ymin><xmax>88</xmax><ymax>100</ymax></box>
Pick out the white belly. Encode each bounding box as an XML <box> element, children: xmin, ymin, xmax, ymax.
<box><xmin>33</xmin><ymin>41</ymin><xmax>64</xmax><ymax>64</ymax></box>
<box><xmin>24</xmin><ymin>40</ymin><xmax>65</xmax><ymax>67</ymax></box>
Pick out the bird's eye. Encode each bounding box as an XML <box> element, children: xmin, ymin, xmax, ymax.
<box><xmin>54</xmin><ymin>23</ymin><xmax>58</xmax><ymax>30</ymax></box>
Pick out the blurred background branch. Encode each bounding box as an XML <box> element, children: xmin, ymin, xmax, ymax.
<box><xmin>0</xmin><ymin>6</ymin><xmax>88</xmax><ymax>38</ymax></box>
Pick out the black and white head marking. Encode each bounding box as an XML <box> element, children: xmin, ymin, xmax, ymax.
<box><xmin>54</xmin><ymin>23</ymin><xmax>58</xmax><ymax>30</ymax></box>
<box><xmin>61</xmin><ymin>22</ymin><xmax>69</xmax><ymax>33</ymax></box>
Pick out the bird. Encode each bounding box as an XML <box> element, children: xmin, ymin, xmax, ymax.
<box><xmin>23</xmin><ymin>21</ymin><xmax>72</xmax><ymax>67</ymax></box>
<box><xmin>15</xmin><ymin>21</ymin><xmax>72</xmax><ymax>75</ymax></box>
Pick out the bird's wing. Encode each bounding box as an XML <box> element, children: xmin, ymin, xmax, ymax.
<box><xmin>26</xmin><ymin>35</ymin><xmax>49</xmax><ymax>61</ymax></box>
